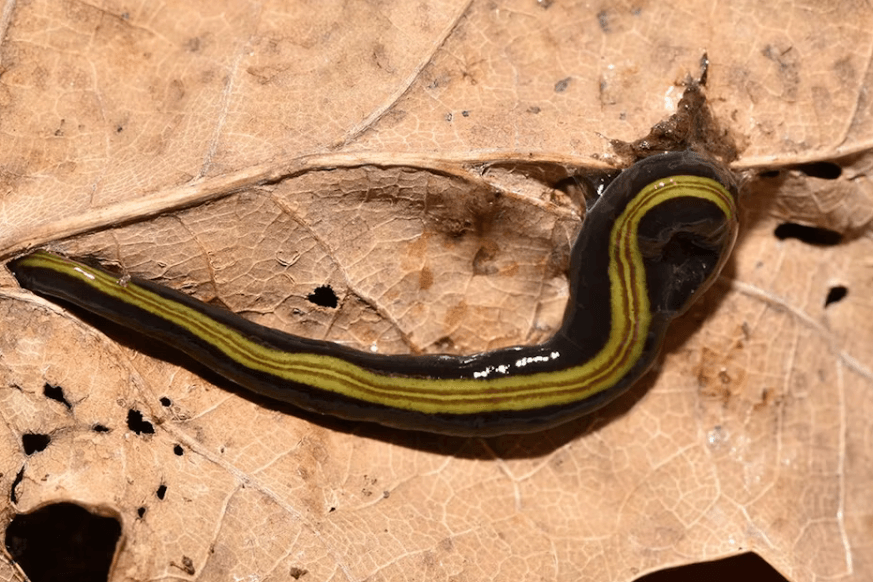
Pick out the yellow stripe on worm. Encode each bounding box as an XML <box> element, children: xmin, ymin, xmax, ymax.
<box><xmin>9</xmin><ymin>151</ymin><xmax>738</xmax><ymax>435</ymax></box>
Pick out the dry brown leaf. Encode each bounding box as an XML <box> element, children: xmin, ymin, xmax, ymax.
<box><xmin>1</xmin><ymin>1</ymin><xmax>872</xmax><ymax>581</ymax></box>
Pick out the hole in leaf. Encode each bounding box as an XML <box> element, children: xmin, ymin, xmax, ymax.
<box><xmin>173</xmin><ymin>444</ymin><xmax>184</xmax><ymax>456</ymax></box>
<box><xmin>774</xmin><ymin>223</ymin><xmax>842</xmax><ymax>246</ymax></box>
<box><xmin>307</xmin><ymin>285</ymin><xmax>338</xmax><ymax>308</ymax></box>
<box><xmin>156</xmin><ymin>484</ymin><xmax>167</xmax><ymax>500</ymax></box>
<box><xmin>825</xmin><ymin>285</ymin><xmax>848</xmax><ymax>307</ymax></box>
<box><xmin>10</xmin><ymin>467</ymin><xmax>24</xmax><ymax>503</ymax></box>
<box><xmin>22</xmin><ymin>433</ymin><xmax>50</xmax><ymax>455</ymax></box>
<box><xmin>160</xmin><ymin>396</ymin><xmax>172</xmax><ymax>407</ymax></box>
<box><xmin>43</xmin><ymin>383</ymin><xmax>71</xmax><ymax>409</ymax></box>
<box><xmin>92</xmin><ymin>424</ymin><xmax>110</xmax><ymax>433</ymax></box>
<box><xmin>137</xmin><ymin>507</ymin><xmax>146</xmax><ymax>518</ymax></box>
<box><xmin>5</xmin><ymin>502</ymin><xmax>121</xmax><ymax>582</ymax></box>
<box><xmin>792</xmin><ymin>161</ymin><xmax>842</xmax><ymax>180</ymax></box>
<box><xmin>127</xmin><ymin>409</ymin><xmax>155</xmax><ymax>435</ymax></box>
<box><xmin>634</xmin><ymin>552</ymin><xmax>787</xmax><ymax>582</ymax></box>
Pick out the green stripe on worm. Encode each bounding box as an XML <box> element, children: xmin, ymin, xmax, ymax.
<box><xmin>9</xmin><ymin>151</ymin><xmax>738</xmax><ymax>436</ymax></box>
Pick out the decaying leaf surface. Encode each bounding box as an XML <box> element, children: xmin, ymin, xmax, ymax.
<box><xmin>0</xmin><ymin>1</ymin><xmax>872</xmax><ymax>581</ymax></box>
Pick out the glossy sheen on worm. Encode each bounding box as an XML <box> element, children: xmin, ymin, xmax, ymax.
<box><xmin>9</xmin><ymin>151</ymin><xmax>738</xmax><ymax>436</ymax></box>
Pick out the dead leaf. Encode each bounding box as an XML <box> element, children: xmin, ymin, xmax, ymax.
<box><xmin>1</xmin><ymin>1</ymin><xmax>872</xmax><ymax>581</ymax></box>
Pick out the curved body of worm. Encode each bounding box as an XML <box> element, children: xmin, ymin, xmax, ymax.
<box><xmin>9</xmin><ymin>150</ymin><xmax>738</xmax><ymax>436</ymax></box>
